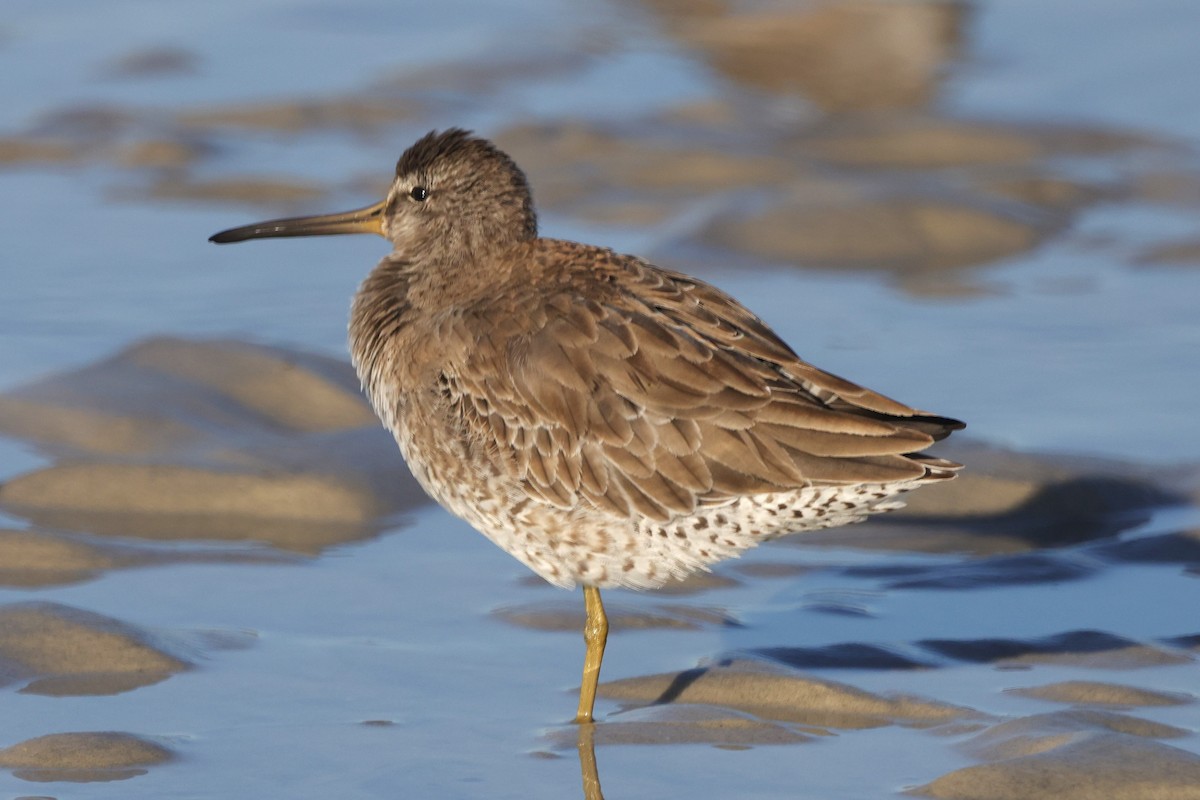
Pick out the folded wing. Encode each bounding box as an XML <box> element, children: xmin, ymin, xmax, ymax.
<box><xmin>445</xmin><ymin>256</ymin><xmax>962</xmax><ymax>522</ymax></box>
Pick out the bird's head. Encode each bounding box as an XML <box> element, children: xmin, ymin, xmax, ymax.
<box><xmin>209</xmin><ymin>129</ymin><xmax>538</xmax><ymax>264</ymax></box>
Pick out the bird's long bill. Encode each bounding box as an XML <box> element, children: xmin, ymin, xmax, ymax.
<box><xmin>208</xmin><ymin>199</ymin><xmax>387</xmax><ymax>244</ymax></box>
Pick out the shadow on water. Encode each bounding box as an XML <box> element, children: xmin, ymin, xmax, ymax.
<box><xmin>894</xmin><ymin>475</ymin><xmax>1181</xmax><ymax>549</ymax></box>
<box><xmin>649</xmin><ymin>667</ymin><xmax>709</xmax><ymax>705</ymax></box>
<box><xmin>743</xmin><ymin>628</ymin><xmax>1197</xmax><ymax>672</ymax></box>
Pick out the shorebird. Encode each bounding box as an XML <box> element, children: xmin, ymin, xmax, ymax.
<box><xmin>210</xmin><ymin>128</ymin><xmax>963</xmax><ymax>723</ymax></box>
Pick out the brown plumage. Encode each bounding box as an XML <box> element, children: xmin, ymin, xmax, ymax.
<box><xmin>210</xmin><ymin>128</ymin><xmax>964</xmax><ymax>723</ymax></box>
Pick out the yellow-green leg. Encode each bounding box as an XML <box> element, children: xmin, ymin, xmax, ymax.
<box><xmin>575</xmin><ymin>585</ymin><xmax>608</xmax><ymax>724</ymax></box>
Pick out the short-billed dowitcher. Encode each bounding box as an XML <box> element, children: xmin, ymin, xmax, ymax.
<box><xmin>210</xmin><ymin>129</ymin><xmax>963</xmax><ymax>723</ymax></box>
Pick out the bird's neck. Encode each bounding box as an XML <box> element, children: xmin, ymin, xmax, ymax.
<box><xmin>349</xmin><ymin>255</ymin><xmax>420</xmax><ymax>401</ymax></box>
<box><xmin>348</xmin><ymin>245</ymin><xmax>523</xmax><ymax>400</ymax></box>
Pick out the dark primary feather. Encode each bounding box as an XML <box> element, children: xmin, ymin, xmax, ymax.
<box><xmin>441</xmin><ymin>240</ymin><xmax>962</xmax><ymax>523</ymax></box>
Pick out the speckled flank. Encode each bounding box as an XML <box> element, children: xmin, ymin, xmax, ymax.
<box><xmin>388</xmin><ymin>409</ymin><xmax>928</xmax><ymax>589</ymax></box>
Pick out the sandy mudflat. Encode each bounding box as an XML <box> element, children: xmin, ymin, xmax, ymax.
<box><xmin>0</xmin><ymin>337</ymin><xmax>1197</xmax><ymax>795</ymax></box>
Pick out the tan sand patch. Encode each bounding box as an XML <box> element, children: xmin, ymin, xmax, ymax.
<box><xmin>962</xmin><ymin>709</ymin><xmax>1189</xmax><ymax>761</ymax></box>
<box><xmin>8</xmin><ymin>509</ymin><xmax>378</xmax><ymax>556</ymax></box>
<box><xmin>599</xmin><ymin>660</ymin><xmax>973</xmax><ymax>729</ymax></box>
<box><xmin>0</xmin><ymin>602</ymin><xmax>188</xmax><ymax>695</ymax></box>
<box><xmin>802</xmin><ymin>119</ymin><xmax>1043</xmax><ymax>168</ymax></box>
<box><xmin>0</xmin><ymin>137</ymin><xmax>84</xmax><ymax>165</ymax></box>
<box><xmin>0</xmin><ymin>524</ymin><xmax>289</xmax><ymax>586</ymax></box>
<box><xmin>126</xmin><ymin>337</ymin><xmax>378</xmax><ymax>432</ymax></box>
<box><xmin>1007</xmin><ymin>680</ymin><xmax>1194</xmax><ymax>708</ymax></box>
<box><xmin>0</xmin><ymin>731</ymin><xmax>171</xmax><ymax>783</ymax></box>
<box><xmin>0</xmin><ymin>529</ymin><xmax>131</xmax><ymax>588</ymax></box>
<box><xmin>0</xmin><ymin>398</ymin><xmax>202</xmax><ymax>456</ymax></box>
<box><xmin>703</xmin><ymin>196</ymin><xmax>1046</xmax><ymax>272</ymax></box>
<box><xmin>914</xmin><ymin>733</ymin><xmax>1200</xmax><ymax>800</ymax></box>
<box><xmin>1</xmin><ymin>463</ymin><xmax>385</xmax><ymax>521</ymax></box>
<box><xmin>646</xmin><ymin>0</ymin><xmax>965</xmax><ymax>111</ymax></box>
<box><xmin>798</xmin><ymin>116</ymin><xmax>1148</xmax><ymax>170</ymax></box>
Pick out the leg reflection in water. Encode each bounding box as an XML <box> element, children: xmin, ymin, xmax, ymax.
<box><xmin>577</xmin><ymin>723</ymin><xmax>604</xmax><ymax>800</ymax></box>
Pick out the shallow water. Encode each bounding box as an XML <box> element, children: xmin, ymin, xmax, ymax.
<box><xmin>0</xmin><ymin>1</ymin><xmax>1198</xmax><ymax>798</ymax></box>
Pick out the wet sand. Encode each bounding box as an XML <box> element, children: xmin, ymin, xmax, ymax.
<box><xmin>1</xmin><ymin>0</ymin><xmax>1199</xmax><ymax>797</ymax></box>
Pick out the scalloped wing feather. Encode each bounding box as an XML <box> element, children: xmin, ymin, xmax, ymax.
<box><xmin>443</xmin><ymin>249</ymin><xmax>961</xmax><ymax>521</ymax></box>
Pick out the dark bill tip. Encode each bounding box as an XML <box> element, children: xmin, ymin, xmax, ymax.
<box><xmin>209</xmin><ymin>225</ymin><xmax>277</xmax><ymax>244</ymax></box>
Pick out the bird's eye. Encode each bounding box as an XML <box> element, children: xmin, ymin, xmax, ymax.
<box><xmin>410</xmin><ymin>186</ymin><xmax>429</xmax><ymax>201</ymax></box>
